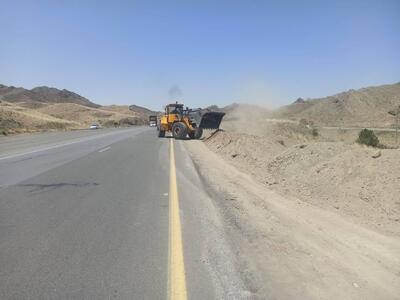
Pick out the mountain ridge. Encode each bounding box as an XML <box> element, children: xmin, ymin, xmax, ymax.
<box><xmin>271</xmin><ymin>82</ymin><xmax>400</xmax><ymax>127</ymax></box>
<box><xmin>0</xmin><ymin>84</ymin><xmax>100</xmax><ymax>108</ymax></box>
<box><xmin>0</xmin><ymin>83</ymin><xmax>157</xmax><ymax>134</ymax></box>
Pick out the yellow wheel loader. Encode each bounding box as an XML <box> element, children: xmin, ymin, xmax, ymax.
<box><xmin>157</xmin><ymin>102</ymin><xmax>225</xmax><ymax>139</ymax></box>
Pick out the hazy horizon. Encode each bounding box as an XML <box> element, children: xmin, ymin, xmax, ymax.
<box><xmin>1</xmin><ymin>0</ymin><xmax>399</xmax><ymax>111</ymax></box>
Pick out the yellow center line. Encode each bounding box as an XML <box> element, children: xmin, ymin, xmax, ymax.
<box><xmin>168</xmin><ymin>138</ymin><xmax>187</xmax><ymax>300</ymax></box>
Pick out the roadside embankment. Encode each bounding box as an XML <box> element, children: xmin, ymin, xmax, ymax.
<box><xmin>204</xmin><ymin>130</ymin><xmax>400</xmax><ymax>236</ymax></box>
<box><xmin>184</xmin><ymin>132</ymin><xmax>400</xmax><ymax>300</ymax></box>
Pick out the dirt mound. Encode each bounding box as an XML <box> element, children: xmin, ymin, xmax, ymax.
<box><xmin>205</xmin><ymin>130</ymin><xmax>400</xmax><ymax>236</ymax></box>
<box><xmin>220</xmin><ymin>105</ymin><xmax>320</xmax><ymax>146</ymax></box>
<box><xmin>205</xmin><ymin>130</ymin><xmax>285</xmax><ymax>166</ymax></box>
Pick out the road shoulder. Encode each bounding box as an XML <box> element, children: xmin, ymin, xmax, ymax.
<box><xmin>174</xmin><ymin>140</ymin><xmax>251</xmax><ymax>299</ymax></box>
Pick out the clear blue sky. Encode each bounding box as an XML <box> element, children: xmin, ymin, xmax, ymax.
<box><xmin>1</xmin><ymin>0</ymin><xmax>399</xmax><ymax>110</ymax></box>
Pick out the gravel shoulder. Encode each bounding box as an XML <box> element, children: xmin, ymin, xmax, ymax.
<box><xmin>184</xmin><ymin>139</ymin><xmax>400</xmax><ymax>300</ymax></box>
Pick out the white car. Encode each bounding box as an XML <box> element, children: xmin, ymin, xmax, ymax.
<box><xmin>89</xmin><ymin>124</ymin><xmax>100</xmax><ymax>129</ymax></box>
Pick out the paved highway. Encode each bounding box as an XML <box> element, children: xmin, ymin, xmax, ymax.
<box><xmin>0</xmin><ymin>127</ymin><xmax>245</xmax><ymax>299</ymax></box>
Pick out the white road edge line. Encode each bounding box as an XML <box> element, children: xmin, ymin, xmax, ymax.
<box><xmin>98</xmin><ymin>146</ymin><xmax>111</xmax><ymax>153</ymax></box>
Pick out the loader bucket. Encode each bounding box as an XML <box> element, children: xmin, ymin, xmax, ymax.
<box><xmin>199</xmin><ymin>112</ymin><xmax>225</xmax><ymax>129</ymax></box>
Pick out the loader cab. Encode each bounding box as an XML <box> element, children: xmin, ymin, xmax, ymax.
<box><xmin>166</xmin><ymin>103</ymin><xmax>184</xmax><ymax>116</ymax></box>
<box><xmin>165</xmin><ymin>103</ymin><xmax>184</xmax><ymax>123</ymax></box>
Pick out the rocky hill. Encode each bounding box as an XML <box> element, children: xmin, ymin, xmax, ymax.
<box><xmin>0</xmin><ymin>84</ymin><xmax>100</xmax><ymax>108</ymax></box>
<box><xmin>128</xmin><ymin>104</ymin><xmax>155</xmax><ymax>115</ymax></box>
<box><xmin>0</xmin><ymin>84</ymin><xmax>155</xmax><ymax>134</ymax></box>
<box><xmin>273</xmin><ymin>82</ymin><xmax>400</xmax><ymax>127</ymax></box>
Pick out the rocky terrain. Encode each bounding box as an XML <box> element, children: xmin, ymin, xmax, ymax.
<box><xmin>184</xmin><ymin>82</ymin><xmax>400</xmax><ymax>299</ymax></box>
<box><xmin>204</xmin><ymin>87</ymin><xmax>400</xmax><ymax>236</ymax></box>
<box><xmin>0</xmin><ymin>84</ymin><xmax>100</xmax><ymax>108</ymax></box>
<box><xmin>273</xmin><ymin>82</ymin><xmax>400</xmax><ymax>127</ymax></box>
<box><xmin>0</xmin><ymin>84</ymin><xmax>154</xmax><ymax>134</ymax></box>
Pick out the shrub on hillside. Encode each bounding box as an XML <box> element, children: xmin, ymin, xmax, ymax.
<box><xmin>356</xmin><ymin>129</ymin><xmax>379</xmax><ymax>147</ymax></box>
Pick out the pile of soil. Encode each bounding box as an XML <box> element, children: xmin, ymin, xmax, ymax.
<box><xmin>205</xmin><ymin>130</ymin><xmax>400</xmax><ymax>236</ymax></box>
<box><xmin>186</xmin><ymin>140</ymin><xmax>400</xmax><ymax>300</ymax></box>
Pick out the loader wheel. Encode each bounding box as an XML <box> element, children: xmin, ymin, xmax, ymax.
<box><xmin>172</xmin><ymin>122</ymin><xmax>187</xmax><ymax>139</ymax></box>
<box><xmin>158</xmin><ymin>129</ymin><xmax>165</xmax><ymax>137</ymax></box>
<box><xmin>189</xmin><ymin>127</ymin><xmax>203</xmax><ymax>139</ymax></box>
<box><xmin>194</xmin><ymin>127</ymin><xmax>203</xmax><ymax>139</ymax></box>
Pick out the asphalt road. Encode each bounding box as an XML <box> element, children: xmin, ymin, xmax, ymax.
<box><xmin>0</xmin><ymin>128</ymin><xmax>244</xmax><ymax>299</ymax></box>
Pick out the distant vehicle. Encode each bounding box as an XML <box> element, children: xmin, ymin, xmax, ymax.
<box><xmin>89</xmin><ymin>124</ymin><xmax>100</xmax><ymax>129</ymax></box>
<box><xmin>149</xmin><ymin>115</ymin><xmax>157</xmax><ymax>127</ymax></box>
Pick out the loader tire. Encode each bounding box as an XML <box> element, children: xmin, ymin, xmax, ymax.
<box><xmin>158</xmin><ymin>129</ymin><xmax>165</xmax><ymax>137</ymax></box>
<box><xmin>194</xmin><ymin>127</ymin><xmax>203</xmax><ymax>139</ymax></box>
<box><xmin>189</xmin><ymin>127</ymin><xmax>203</xmax><ymax>139</ymax></box>
<box><xmin>172</xmin><ymin>122</ymin><xmax>187</xmax><ymax>139</ymax></box>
